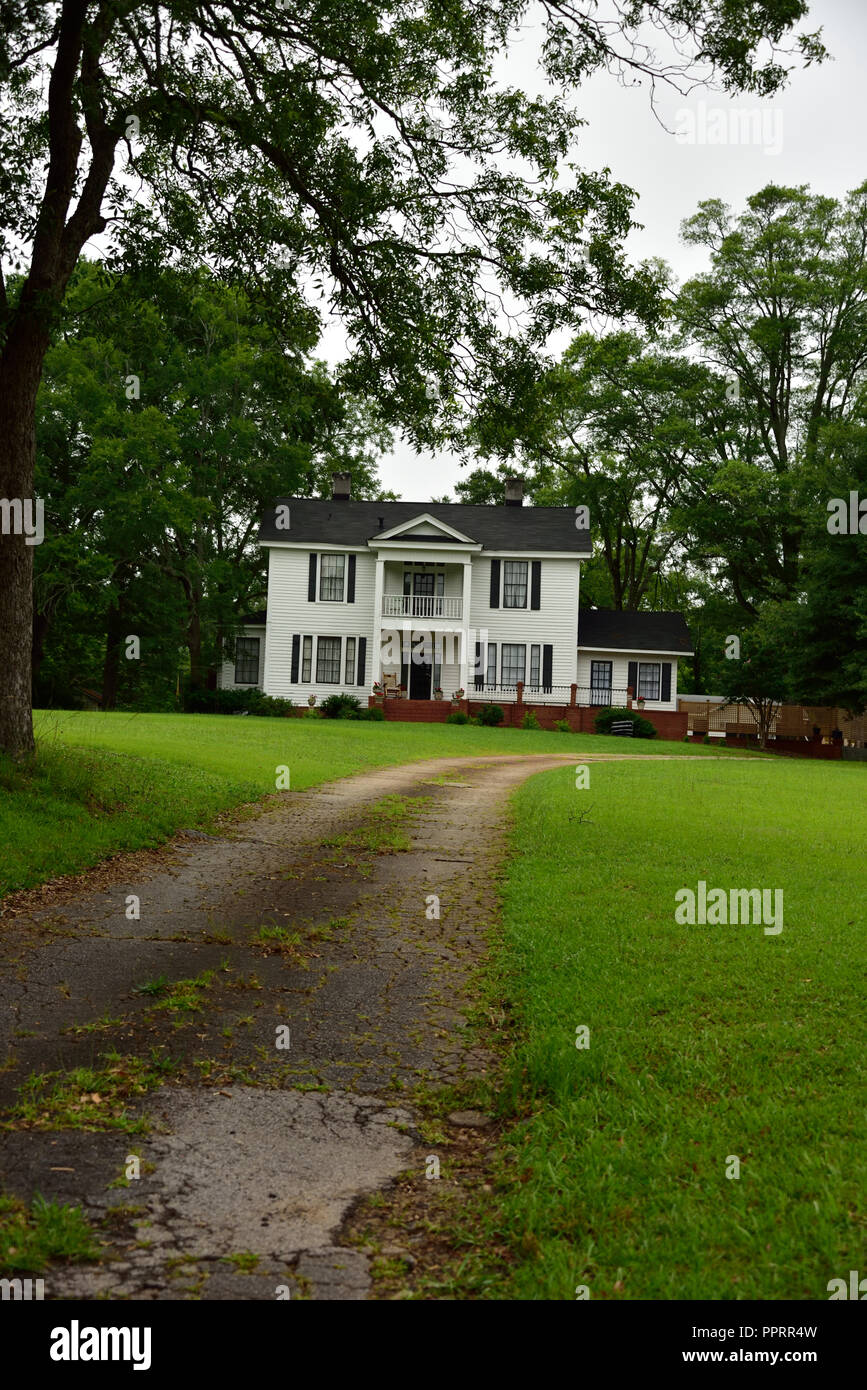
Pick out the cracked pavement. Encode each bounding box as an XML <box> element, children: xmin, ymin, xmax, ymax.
<box><xmin>1</xmin><ymin>752</ymin><xmax>589</xmax><ymax>1299</ymax></box>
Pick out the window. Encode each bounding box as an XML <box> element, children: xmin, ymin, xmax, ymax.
<box><xmin>404</xmin><ymin>567</ymin><xmax>445</xmax><ymax>596</ymax></box>
<box><xmin>501</xmin><ymin>643</ymin><xmax>526</xmax><ymax>685</ymax></box>
<box><xmin>590</xmin><ymin>660</ymin><xmax>613</xmax><ymax>705</ymax></box>
<box><xmin>638</xmin><ymin>662</ymin><xmax>661</xmax><ymax>700</ymax></box>
<box><xmin>486</xmin><ymin>642</ymin><xmax>497</xmax><ymax>686</ymax></box>
<box><xmin>503</xmin><ymin>560</ymin><xmax>528</xmax><ymax>608</ymax></box>
<box><xmin>234</xmin><ymin>637</ymin><xmax>260</xmax><ymax>685</ymax></box>
<box><xmin>319</xmin><ymin>554</ymin><xmax>345</xmax><ymax>602</ymax></box>
<box><xmin>301</xmin><ymin>636</ymin><xmax>312</xmax><ymax>682</ymax></box>
<box><xmin>344</xmin><ymin>636</ymin><xmax>356</xmax><ymax>685</ymax></box>
<box><xmin>316</xmin><ymin>636</ymin><xmax>342</xmax><ymax>683</ymax></box>
<box><xmin>529</xmin><ymin>644</ymin><xmax>541</xmax><ymax>690</ymax></box>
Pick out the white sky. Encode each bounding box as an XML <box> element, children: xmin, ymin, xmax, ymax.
<box><xmin>357</xmin><ymin>0</ymin><xmax>867</xmax><ymax>500</ymax></box>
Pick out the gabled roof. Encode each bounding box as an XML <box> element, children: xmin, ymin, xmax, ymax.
<box><xmin>578</xmin><ymin>608</ymin><xmax>694</xmax><ymax>656</ymax></box>
<box><xmin>259</xmin><ymin>498</ymin><xmax>590</xmax><ymax>553</ymax></box>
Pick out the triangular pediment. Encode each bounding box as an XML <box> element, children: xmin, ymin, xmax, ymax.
<box><xmin>371</xmin><ymin>512</ymin><xmax>477</xmax><ymax>544</ymax></box>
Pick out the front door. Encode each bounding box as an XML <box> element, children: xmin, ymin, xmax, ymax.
<box><xmin>410</xmin><ymin>657</ymin><xmax>432</xmax><ymax>699</ymax></box>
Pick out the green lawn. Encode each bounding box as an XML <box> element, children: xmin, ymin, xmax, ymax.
<box><xmin>0</xmin><ymin>709</ymin><xmax>734</xmax><ymax>901</ymax></box>
<box><xmin>457</xmin><ymin>757</ymin><xmax>866</xmax><ymax>1300</ymax></box>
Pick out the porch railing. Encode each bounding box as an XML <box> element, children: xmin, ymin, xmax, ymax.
<box><xmin>382</xmin><ymin>594</ymin><xmax>463</xmax><ymax>619</ymax></box>
<box><xmin>468</xmin><ymin>684</ymin><xmax>629</xmax><ymax>707</ymax></box>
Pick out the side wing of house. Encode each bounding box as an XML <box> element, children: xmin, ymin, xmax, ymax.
<box><xmin>262</xmin><ymin>544</ymin><xmax>375</xmax><ymax>701</ymax></box>
<box><xmin>577</xmin><ymin>610</ymin><xmax>694</xmax><ymax>712</ymax></box>
<box><xmin>216</xmin><ymin>613</ymin><xmax>267</xmax><ymax>690</ymax></box>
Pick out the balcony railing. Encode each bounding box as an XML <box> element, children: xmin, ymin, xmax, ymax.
<box><xmin>382</xmin><ymin>593</ymin><xmax>463</xmax><ymax>619</ymax></box>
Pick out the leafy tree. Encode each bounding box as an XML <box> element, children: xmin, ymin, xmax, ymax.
<box><xmin>34</xmin><ymin>261</ymin><xmax>388</xmax><ymax>705</ymax></box>
<box><xmin>676</xmin><ymin>182</ymin><xmax>867</xmax><ymax>612</ymax></box>
<box><xmin>723</xmin><ymin>602</ymin><xmax>803</xmax><ymax>747</ymax></box>
<box><xmin>0</xmin><ymin>1</ymin><xmax>824</xmax><ymax>754</ymax></box>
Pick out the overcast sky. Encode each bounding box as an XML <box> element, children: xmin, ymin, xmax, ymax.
<box><xmin>355</xmin><ymin>0</ymin><xmax>866</xmax><ymax>501</ymax></box>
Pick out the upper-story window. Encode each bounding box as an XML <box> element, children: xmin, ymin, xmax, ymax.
<box><xmin>319</xmin><ymin>554</ymin><xmax>345</xmax><ymax>602</ymax></box>
<box><xmin>503</xmin><ymin>560</ymin><xmax>528</xmax><ymax>608</ymax></box>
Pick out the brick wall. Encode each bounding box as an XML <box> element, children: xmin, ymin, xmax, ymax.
<box><xmin>372</xmin><ymin>696</ymin><xmax>688</xmax><ymax>740</ymax></box>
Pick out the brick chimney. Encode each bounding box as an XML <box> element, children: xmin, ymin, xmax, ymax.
<box><xmin>504</xmin><ymin>476</ymin><xmax>524</xmax><ymax>507</ymax></box>
<box><xmin>331</xmin><ymin>471</ymin><xmax>351</xmax><ymax>501</ymax></box>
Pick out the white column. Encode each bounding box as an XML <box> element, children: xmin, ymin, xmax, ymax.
<box><xmin>458</xmin><ymin>558</ymin><xmax>472</xmax><ymax>695</ymax></box>
<box><xmin>372</xmin><ymin>554</ymin><xmax>384</xmax><ymax>685</ymax></box>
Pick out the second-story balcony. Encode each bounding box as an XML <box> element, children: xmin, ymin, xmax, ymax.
<box><xmin>382</xmin><ymin>593</ymin><xmax>463</xmax><ymax>620</ymax></box>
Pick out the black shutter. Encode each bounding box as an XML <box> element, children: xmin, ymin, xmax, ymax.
<box><xmin>308</xmin><ymin>553</ymin><xmax>317</xmax><ymax>601</ymax></box>
<box><xmin>347</xmin><ymin>554</ymin><xmax>356</xmax><ymax>603</ymax></box>
<box><xmin>660</xmin><ymin>662</ymin><xmax>671</xmax><ymax>702</ymax></box>
<box><xmin>542</xmin><ymin>644</ymin><xmax>553</xmax><ymax>693</ymax></box>
<box><xmin>357</xmin><ymin>637</ymin><xmax>367</xmax><ymax>687</ymax></box>
<box><xmin>489</xmin><ymin>558</ymin><xmax>500</xmax><ymax>608</ymax></box>
<box><xmin>628</xmin><ymin>661</ymin><xmax>638</xmax><ymax>700</ymax></box>
<box><xmin>290</xmin><ymin>634</ymin><xmax>300</xmax><ymax>683</ymax></box>
<box><xmin>474</xmin><ymin>640</ymin><xmax>483</xmax><ymax>691</ymax></box>
<box><xmin>530</xmin><ymin>560</ymin><xmax>541</xmax><ymax>610</ymax></box>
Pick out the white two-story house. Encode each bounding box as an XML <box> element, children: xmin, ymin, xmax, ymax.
<box><xmin>219</xmin><ymin>474</ymin><xmax>692</xmax><ymax>716</ymax></box>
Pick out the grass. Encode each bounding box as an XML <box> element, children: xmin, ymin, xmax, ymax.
<box><xmin>0</xmin><ymin>1193</ymin><xmax>100</xmax><ymax>1273</ymax></box>
<box><xmin>1</xmin><ymin>1050</ymin><xmax>177</xmax><ymax>1134</ymax></box>
<box><xmin>0</xmin><ymin>709</ymin><xmax>739</xmax><ymax>901</ymax></box>
<box><xmin>446</xmin><ymin>757</ymin><xmax>866</xmax><ymax>1300</ymax></box>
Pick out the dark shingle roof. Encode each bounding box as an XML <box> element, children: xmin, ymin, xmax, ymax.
<box><xmin>259</xmin><ymin>498</ymin><xmax>590</xmax><ymax>553</ymax></box>
<box><xmin>578</xmin><ymin>609</ymin><xmax>693</xmax><ymax>655</ymax></box>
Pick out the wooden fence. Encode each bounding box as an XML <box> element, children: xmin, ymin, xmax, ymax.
<box><xmin>679</xmin><ymin>700</ymin><xmax>867</xmax><ymax>746</ymax></box>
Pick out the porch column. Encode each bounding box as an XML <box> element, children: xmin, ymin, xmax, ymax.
<box><xmin>372</xmin><ymin>554</ymin><xmax>385</xmax><ymax>685</ymax></box>
<box><xmin>458</xmin><ymin>558</ymin><xmax>472</xmax><ymax>694</ymax></box>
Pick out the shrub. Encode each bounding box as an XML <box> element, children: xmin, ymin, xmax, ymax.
<box><xmin>319</xmin><ymin>693</ymin><xmax>362</xmax><ymax>719</ymax></box>
<box><xmin>554</xmin><ymin>718</ymin><xmax>571</xmax><ymax>733</ymax></box>
<box><xmin>520</xmin><ymin>709</ymin><xmax>541</xmax><ymax>730</ymax></box>
<box><xmin>348</xmin><ymin>706</ymin><xmax>386</xmax><ymax>721</ymax></box>
<box><xmin>184</xmin><ymin>687</ymin><xmax>293</xmax><ymax>717</ymax></box>
<box><xmin>446</xmin><ymin>711</ymin><xmax>469</xmax><ymax>725</ymax></box>
<box><xmin>593</xmin><ymin>706</ymin><xmax>657</xmax><ymax>739</ymax></box>
<box><xmin>478</xmin><ymin>703</ymin><xmax>504</xmax><ymax>727</ymax></box>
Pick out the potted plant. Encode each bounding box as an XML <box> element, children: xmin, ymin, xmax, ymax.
<box><xmin>451</xmin><ymin>687</ymin><xmax>465</xmax><ymax>705</ymax></box>
<box><xmin>433</xmin><ymin>686</ymin><xmax>443</xmax><ymax>701</ymax></box>
<box><xmin>307</xmin><ymin>693</ymin><xmax>317</xmax><ymax>707</ymax></box>
<box><xmin>635</xmin><ymin>695</ymin><xmax>646</xmax><ymax>709</ymax></box>
<box><xmin>399</xmin><ymin>683</ymin><xmax>407</xmax><ymax>698</ymax></box>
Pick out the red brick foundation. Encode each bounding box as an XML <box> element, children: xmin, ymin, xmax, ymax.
<box><xmin>370</xmin><ymin>696</ymin><xmax>688</xmax><ymax>739</ymax></box>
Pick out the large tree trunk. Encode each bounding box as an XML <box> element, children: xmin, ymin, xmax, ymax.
<box><xmin>187</xmin><ymin>605</ymin><xmax>204</xmax><ymax>690</ymax></box>
<box><xmin>101</xmin><ymin>600</ymin><xmax>126</xmax><ymax>711</ymax></box>
<box><xmin>0</xmin><ymin>328</ymin><xmax>48</xmax><ymax>758</ymax></box>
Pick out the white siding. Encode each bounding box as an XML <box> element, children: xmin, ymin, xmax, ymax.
<box><xmin>217</xmin><ymin>625</ymin><xmax>266</xmax><ymax>690</ymax></box>
<box><xmin>263</xmin><ymin>548</ymin><xmax>377</xmax><ymax>702</ymax></box>
<box><xmin>577</xmin><ymin>649</ymin><xmax>679</xmax><ymax>711</ymax></box>
<box><xmin>470</xmin><ymin>556</ymin><xmax>580</xmax><ymax>692</ymax></box>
